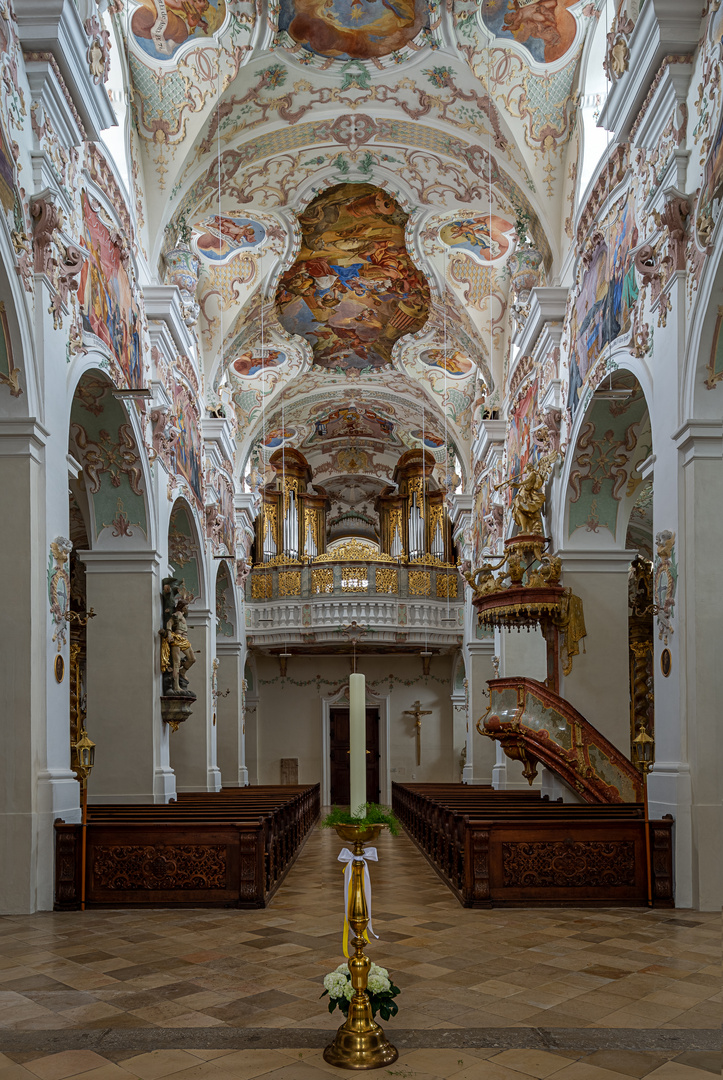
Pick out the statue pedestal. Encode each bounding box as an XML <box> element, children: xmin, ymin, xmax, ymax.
<box><xmin>161</xmin><ymin>694</ymin><xmax>195</xmax><ymax>733</ymax></box>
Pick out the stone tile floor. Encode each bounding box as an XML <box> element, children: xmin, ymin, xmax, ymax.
<box><xmin>0</xmin><ymin>825</ymin><xmax>718</xmax><ymax>1080</ymax></box>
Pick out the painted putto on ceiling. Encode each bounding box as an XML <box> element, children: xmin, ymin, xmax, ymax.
<box><xmin>481</xmin><ymin>0</ymin><xmax>578</xmax><ymax>64</ymax></box>
<box><xmin>275</xmin><ymin>183</ymin><xmax>430</xmax><ymax>373</ymax></box>
<box><xmin>130</xmin><ymin>0</ymin><xmax>227</xmax><ymax>61</ymax></box>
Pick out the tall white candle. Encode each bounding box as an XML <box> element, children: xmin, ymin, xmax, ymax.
<box><xmin>349</xmin><ymin>673</ymin><xmax>366</xmax><ymax>816</ymax></box>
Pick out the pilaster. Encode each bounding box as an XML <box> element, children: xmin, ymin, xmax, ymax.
<box><xmin>80</xmin><ymin>550</ymin><xmax>172</xmax><ymax>803</ymax></box>
<box><xmin>172</xmin><ymin>607</ymin><xmax>221</xmax><ymax>792</ymax></box>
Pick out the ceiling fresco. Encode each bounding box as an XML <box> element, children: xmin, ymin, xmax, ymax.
<box><xmin>480</xmin><ymin>0</ymin><xmax>579</xmax><ymax>65</ymax></box>
<box><xmin>277</xmin><ymin>0</ymin><xmax>429</xmax><ymax>59</ymax></box>
<box><xmin>116</xmin><ymin>0</ymin><xmax>600</xmax><ymax>489</ymax></box>
<box><xmin>275</xmin><ymin>183</ymin><xmax>430</xmax><ymax>372</ymax></box>
<box><xmin>129</xmin><ymin>0</ymin><xmax>227</xmax><ymax>62</ymax></box>
<box><xmin>439</xmin><ymin>214</ymin><xmax>515</xmax><ymax>264</ymax></box>
<box><xmin>193</xmin><ymin>215</ymin><xmax>266</xmax><ymax>261</ymax></box>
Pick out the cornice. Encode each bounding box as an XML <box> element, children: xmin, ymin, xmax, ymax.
<box><xmin>515</xmin><ymin>287</ymin><xmax>569</xmax><ymax>360</ymax></box>
<box><xmin>630</xmin><ymin>55</ymin><xmax>694</xmax><ymax>150</ymax></box>
<box><xmin>201</xmin><ymin>417</ymin><xmax>235</xmax><ymax>468</ymax></box>
<box><xmin>472</xmin><ymin>419</ymin><xmax>506</xmax><ymax>471</ymax></box>
<box><xmin>598</xmin><ymin>0</ymin><xmax>701</xmax><ymax>142</ymax></box>
<box><xmin>0</xmin><ymin>418</ymin><xmax>50</xmax><ymax>462</ymax></box>
<box><xmin>673</xmin><ymin>419</ymin><xmax>723</xmax><ymax>465</ymax></box>
<box><xmin>24</xmin><ymin>55</ymin><xmax>85</xmax><ymax>148</ymax></box>
<box><xmin>79</xmin><ymin>550</ymin><xmax>163</xmax><ymax>573</ymax></box>
<box><xmin>447</xmin><ymin>493</ymin><xmax>473</xmax><ymax>530</ymax></box>
<box><xmin>558</xmin><ymin>549</ymin><xmax>639</xmax><ymax>573</ymax></box>
<box><xmin>17</xmin><ymin>0</ymin><xmax>116</xmax><ymax>140</ymax></box>
<box><xmin>143</xmin><ymin>286</ymin><xmax>197</xmax><ymax>360</ymax></box>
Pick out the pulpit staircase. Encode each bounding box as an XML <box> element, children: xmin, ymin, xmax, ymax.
<box><xmin>479</xmin><ymin>676</ymin><xmax>644</xmax><ymax>804</ymax></box>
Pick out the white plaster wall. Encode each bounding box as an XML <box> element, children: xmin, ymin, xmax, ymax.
<box><xmin>254</xmin><ymin>654</ymin><xmax>455</xmax><ymax>792</ymax></box>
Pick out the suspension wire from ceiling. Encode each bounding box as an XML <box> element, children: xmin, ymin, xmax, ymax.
<box><xmin>605</xmin><ymin>0</ymin><xmax>614</xmax><ymax>393</ymax></box>
<box><xmin>216</xmin><ymin>37</ymin><xmax>224</xmax><ymax>414</ymax></box>
<box><xmin>443</xmin><ymin>244</ymin><xmax>450</xmax><ymax>623</ymax></box>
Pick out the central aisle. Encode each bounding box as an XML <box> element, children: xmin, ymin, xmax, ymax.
<box><xmin>0</xmin><ymin>822</ymin><xmax>716</xmax><ymax>1078</ymax></box>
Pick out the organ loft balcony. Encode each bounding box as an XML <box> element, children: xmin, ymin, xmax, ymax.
<box><xmin>244</xmin><ymin>540</ymin><xmax>464</xmax><ymax>653</ymax></box>
<box><xmin>246</xmin><ymin>447</ymin><xmax>462</xmax><ymax>653</ymax></box>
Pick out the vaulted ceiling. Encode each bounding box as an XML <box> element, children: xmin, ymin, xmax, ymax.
<box><xmin>124</xmin><ymin>0</ymin><xmax>599</xmax><ymax>490</ymax></box>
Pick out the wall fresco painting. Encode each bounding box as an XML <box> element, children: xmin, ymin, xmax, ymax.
<box><xmin>173</xmin><ymin>384</ymin><xmax>203</xmax><ymax>506</ymax></box>
<box><xmin>279</xmin><ymin>0</ymin><xmax>428</xmax><ymax>59</ymax></box>
<box><xmin>439</xmin><ymin>215</ymin><xmax>513</xmax><ymax>263</ymax></box>
<box><xmin>216</xmin><ymin>563</ymin><xmax>234</xmax><ymax>637</ymax></box>
<box><xmin>276</xmin><ymin>183</ymin><xmax>430</xmax><ymax>373</ymax></box>
<box><xmin>506</xmin><ymin>376</ymin><xmax>539</xmax><ymax>505</ymax></box>
<box><xmin>419</xmin><ymin>348</ymin><xmax>473</xmax><ymax>377</ymax></box>
<box><xmin>194</xmin><ymin>215</ymin><xmax>266</xmax><ymax>261</ymax></box>
<box><xmin>69</xmin><ymin>374</ymin><xmax>147</xmax><ymax>539</ymax></box>
<box><xmin>568</xmin><ymin>194</ymin><xmax>638</xmax><ymax>415</ymax></box>
<box><xmin>699</xmin><ymin>109</ymin><xmax>723</xmax><ymax>231</ymax></box>
<box><xmin>78</xmin><ymin>192</ymin><xmax>142</xmax><ymax>388</ymax></box>
<box><xmin>481</xmin><ymin>0</ymin><xmax>578</xmax><ymax>64</ymax></box>
<box><xmin>130</xmin><ymin>0</ymin><xmax>226</xmax><ymax>61</ymax></box>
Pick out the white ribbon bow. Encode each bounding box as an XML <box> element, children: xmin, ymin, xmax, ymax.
<box><xmin>338</xmin><ymin>847</ymin><xmax>379</xmax><ymax>955</ymax></box>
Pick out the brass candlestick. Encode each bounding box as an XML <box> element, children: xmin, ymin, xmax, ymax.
<box><xmin>324</xmin><ymin>824</ymin><xmax>398</xmax><ymax>1071</ymax></box>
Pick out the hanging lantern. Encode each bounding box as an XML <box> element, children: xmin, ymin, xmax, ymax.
<box><xmin>632</xmin><ymin>725</ymin><xmax>655</xmax><ymax>774</ymax></box>
<box><xmin>73</xmin><ymin>727</ymin><xmax>96</xmax><ymax>785</ymax></box>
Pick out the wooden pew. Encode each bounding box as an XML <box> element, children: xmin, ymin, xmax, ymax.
<box><xmin>54</xmin><ymin>784</ymin><xmax>320</xmax><ymax>910</ymax></box>
<box><xmin>392</xmin><ymin>782</ymin><xmax>673</xmax><ymax>908</ymax></box>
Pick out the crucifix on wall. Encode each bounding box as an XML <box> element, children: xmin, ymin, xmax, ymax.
<box><xmin>403</xmin><ymin>700</ymin><xmax>432</xmax><ymax>767</ymax></box>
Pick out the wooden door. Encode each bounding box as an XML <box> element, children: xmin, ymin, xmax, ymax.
<box><xmin>329</xmin><ymin>708</ymin><xmax>380</xmax><ymax>806</ymax></box>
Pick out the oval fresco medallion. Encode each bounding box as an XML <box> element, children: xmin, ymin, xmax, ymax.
<box><xmin>439</xmin><ymin>215</ymin><xmax>513</xmax><ymax>264</ymax></box>
<box><xmin>194</xmin><ymin>215</ymin><xmax>266</xmax><ymax>261</ymax></box>
<box><xmin>418</xmin><ymin>348</ymin><xmax>473</xmax><ymax>378</ymax></box>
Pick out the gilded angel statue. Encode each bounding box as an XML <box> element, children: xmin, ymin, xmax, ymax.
<box><xmin>494</xmin><ymin>451</ymin><xmax>558</xmax><ymax>536</ymax></box>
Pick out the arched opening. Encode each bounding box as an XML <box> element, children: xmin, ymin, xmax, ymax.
<box><xmin>214</xmin><ymin>559</ymin><xmax>246</xmax><ymax>787</ymax></box>
<box><xmin>67</xmin><ymin>369</ymin><xmax>162</xmax><ymax>803</ymax></box>
<box><xmin>561</xmin><ymin>368</ymin><xmax>652</xmax><ymax>759</ymax></box>
<box><xmin>166</xmin><ymin>496</ymin><xmax>220</xmax><ymax>792</ymax></box>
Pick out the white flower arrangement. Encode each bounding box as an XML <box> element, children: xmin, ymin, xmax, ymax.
<box><xmin>321</xmin><ymin>962</ymin><xmax>401</xmax><ymax>1020</ymax></box>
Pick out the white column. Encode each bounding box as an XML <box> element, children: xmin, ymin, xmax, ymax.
<box><xmin>216</xmin><ymin>642</ymin><xmax>248</xmax><ymax>787</ymax></box>
<box><xmin>81</xmin><ymin>550</ymin><xmax>174</xmax><ymax>803</ymax></box>
<box><xmin>661</xmin><ymin>421</ymin><xmax>723</xmax><ymax>911</ymax></box>
<box><xmin>494</xmin><ymin>624</ymin><xmax>547</xmax><ymax>788</ymax></box>
<box><xmin>466</xmin><ymin>643</ymin><xmax>496</xmax><ymax>785</ymax></box>
<box><xmin>0</xmin><ymin>421</ymin><xmax>75</xmax><ymax>912</ymax></box>
<box><xmin>643</xmin><ymin>270</ymin><xmax>693</xmax><ymax>904</ymax></box>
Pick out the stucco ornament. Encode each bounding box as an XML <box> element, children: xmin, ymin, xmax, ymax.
<box><xmin>654</xmin><ymin>530</ymin><xmax>677</xmax><ymax>645</ymax></box>
<box><xmin>48</xmin><ymin>537</ymin><xmax>73</xmax><ymax>651</ymax></box>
